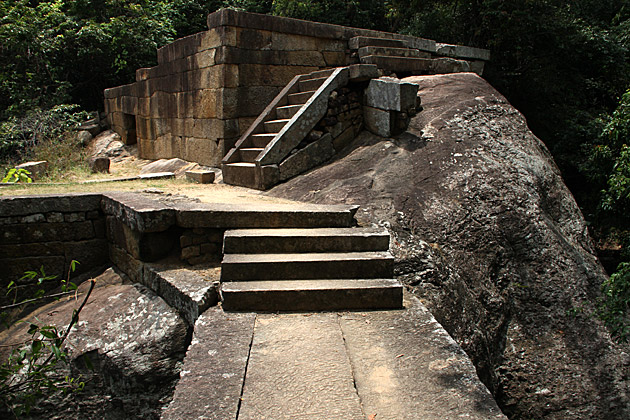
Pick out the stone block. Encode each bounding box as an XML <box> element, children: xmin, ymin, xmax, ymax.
<box><xmin>235</xmin><ymin>86</ymin><xmax>283</xmax><ymax>118</ymax></box>
<box><xmin>192</xmin><ymin>89</ymin><xmax>218</xmax><ymax>119</ymax></box>
<box><xmin>333</xmin><ymin>125</ymin><xmax>357</xmax><ymax>152</ymax></box>
<box><xmin>200</xmin><ymin>27</ymin><xmax>236</xmax><ymax>51</ymax></box>
<box><xmin>348</xmin><ymin>64</ymin><xmax>378</xmax><ymax>82</ymax></box>
<box><xmin>0</xmin><ymin>242</ymin><xmax>64</xmax><ymax>258</ymax></box>
<box><xmin>138</xmin><ymin>138</ymin><xmax>156</xmax><ymax>159</ymax></box>
<box><xmin>470</xmin><ymin>60</ymin><xmax>485</xmax><ymax>76</ymax></box>
<box><xmin>101</xmin><ymin>192</ymin><xmax>176</xmax><ymax>233</ymax></box>
<box><xmin>170</xmin><ymin>118</ymin><xmax>194</xmax><ymax>137</ymax></box>
<box><xmin>63</xmin><ymin>239</ymin><xmax>109</xmax><ymax>275</ymax></box>
<box><xmin>0</xmin><ymin>194</ymin><xmax>101</xmax><ymax>217</ymax></box>
<box><xmin>193</xmin><ymin>66</ymin><xmax>231</xmax><ymax>90</ymax></box>
<box><xmin>0</xmin><ymin>221</ymin><xmax>95</xmax><ymax>245</ymax></box>
<box><xmin>183</xmin><ymin>137</ymin><xmax>221</xmax><ymax>167</ymax></box>
<box><xmin>364</xmin><ymin>106</ymin><xmax>394</xmax><ymax>137</ymax></box>
<box><xmin>0</xmin><ymin>256</ymin><xmax>65</xmax><ymax>298</ymax></box>
<box><xmin>136</xmin><ymin>116</ymin><xmax>153</xmax><ymax>140</ymax></box>
<box><xmin>436</xmin><ymin>43</ymin><xmax>490</xmax><ymax>61</ymax></box>
<box><xmin>405</xmin><ymin>37</ymin><xmax>437</xmax><ymax>53</ymax></box>
<box><xmin>271</xmin><ymin>32</ymin><xmax>320</xmax><ymax>51</ymax></box>
<box><xmin>349</xmin><ymin>36</ymin><xmax>406</xmax><ymax>50</ymax></box>
<box><xmin>137</xmin><ymin>98</ymin><xmax>150</xmax><ymax>118</ymax></box>
<box><xmin>109</xmin><ymin>244</ymin><xmax>144</xmax><ymax>283</ymax></box>
<box><xmin>175</xmin><ymin>92</ymin><xmax>195</xmax><ymax>119</ymax></box>
<box><xmin>239</xmin><ymin>64</ymin><xmax>317</xmax><ymax>87</ymax></box>
<box><xmin>90</xmin><ymin>157</ymin><xmax>110</xmax><ymax>173</ymax></box>
<box><xmin>181</xmin><ymin>245</ymin><xmax>200</xmax><ymax>259</ymax></box>
<box><xmin>323</xmin><ymin>51</ymin><xmax>348</xmax><ymax>66</ymax></box>
<box><xmin>236</xmin><ymin>27</ymin><xmax>272</xmax><ymax>50</ymax></box>
<box><xmin>365</xmin><ymin>77</ymin><xmax>419</xmax><ymax>112</ymax></box>
<box><xmin>106</xmin><ymin>217</ymin><xmax>177</xmax><ymax>262</ymax></box>
<box><xmin>136</xmin><ymin>68</ymin><xmax>151</xmax><ymax>82</ymax></box>
<box><xmin>142</xmin><ymin>266</ymin><xmax>218</xmax><ymax>325</ymax></box>
<box><xmin>189</xmin><ymin>49</ymin><xmax>216</xmax><ymax>69</ymax></box>
<box><xmin>193</xmin><ymin>118</ymin><xmax>239</xmax><ymax>139</ymax></box>
<box><xmin>278</xmin><ymin>133</ymin><xmax>334</xmax><ymax>182</ymax></box>
<box><xmin>186</xmin><ymin>170</ymin><xmax>215</xmax><ymax>184</ymax></box>
<box><xmin>154</xmin><ymin>135</ymin><xmax>183</xmax><ymax>159</ymax></box>
<box><xmin>15</xmin><ymin>161</ymin><xmax>48</xmax><ymax>180</ymax></box>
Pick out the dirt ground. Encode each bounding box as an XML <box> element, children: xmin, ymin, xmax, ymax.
<box><xmin>0</xmin><ymin>151</ymin><xmax>296</xmax><ymax>205</ymax></box>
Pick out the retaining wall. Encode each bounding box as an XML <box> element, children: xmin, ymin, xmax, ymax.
<box><xmin>0</xmin><ymin>194</ymin><xmax>108</xmax><ymax>306</ymax></box>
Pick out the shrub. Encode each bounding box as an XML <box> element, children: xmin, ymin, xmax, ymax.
<box><xmin>0</xmin><ymin>104</ymin><xmax>90</xmax><ymax>178</ymax></box>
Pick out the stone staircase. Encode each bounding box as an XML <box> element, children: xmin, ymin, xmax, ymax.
<box><xmin>349</xmin><ymin>35</ymin><xmax>473</xmax><ymax>75</ymax></box>
<box><xmin>222</xmin><ymin>67</ymin><xmax>349</xmax><ymax>190</ymax></box>
<box><xmin>220</xmin><ymin>226</ymin><xmax>402</xmax><ymax>311</ymax></box>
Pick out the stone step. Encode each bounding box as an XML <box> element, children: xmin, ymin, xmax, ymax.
<box><xmin>263</xmin><ymin>119</ymin><xmax>289</xmax><ymax>133</ymax></box>
<box><xmin>306</xmin><ymin>68</ymin><xmax>335</xmax><ymax>80</ymax></box>
<box><xmin>221</xmin><ymin>251</ymin><xmax>394</xmax><ymax>281</ymax></box>
<box><xmin>222</xmin><ymin>162</ymin><xmax>257</xmax><ymax>188</ymax></box>
<box><xmin>239</xmin><ymin>147</ymin><xmax>264</xmax><ymax>162</ymax></box>
<box><xmin>276</xmin><ymin>104</ymin><xmax>302</xmax><ymax>119</ymax></box>
<box><xmin>298</xmin><ymin>76</ymin><xmax>327</xmax><ymax>92</ymax></box>
<box><xmin>221</xmin><ymin>279</ymin><xmax>403</xmax><ymax>311</ymax></box>
<box><xmin>360</xmin><ymin>55</ymin><xmax>471</xmax><ymax>75</ymax></box>
<box><xmin>358</xmin><ymin>46</ymin><xmax>431</xmax><ymax>59</ymax></box>
<box><xmin>288</xmin><ymin>90</ymin><xmax>315</xmax><ymax>105</ymax></box>
<box><xmin>223</xmin><ymin>227</ymin><xmax>390</xmax><ymax>254</ymax></box>
<box><xmin>349</xmin><ymin>36</ymin><xmax>407</xmax><ymax>50</ymax></box>
<box><xmin>250</xmin><ymin>132</ymin><xmax>276</xmax><ymax>147</ymax></box>
<box><xmin>177</xmin><ymin>201</ymin><xmax>360</xmax><ymax>229</ymax></box>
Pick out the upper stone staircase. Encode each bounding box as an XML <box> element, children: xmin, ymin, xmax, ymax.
<box><xmin>349</xmin><ymin>35</ymin><xmax>474</xmax><ymax>75</ymax></box>
<box><xmin>222</xmin><ymin>67</ymin><xmax>349</xmax><ymax>190</ymax></box>
<box><xmin>220</xmin><ymin>226</ymin><xmax>402</xmax><ymax>312</ymax></box>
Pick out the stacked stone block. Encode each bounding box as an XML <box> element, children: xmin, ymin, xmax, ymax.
<box><xmin>180</xmin><ymin>228</ymin><xmax>224</xmax><ymax>265</ymax></box>
<box><xmin>0</xmin><ymin>194</ymin><xmax>108</xmax><ymax>306</ymax></box>
<box><xmin>363</xmin><ymin>77</ymin><xmax>420</xmax><ymax>137</ymax></box>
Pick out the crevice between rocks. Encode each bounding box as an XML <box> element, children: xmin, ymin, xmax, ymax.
<box><xmin>235</xmin><ymin>312</ymin><xmax>257</xmax><ymax>420</ymax></box>
<box><xmin>337</xmin><ymin>313</ymin><xmax>368</xmax><ymax>419</ymax></box>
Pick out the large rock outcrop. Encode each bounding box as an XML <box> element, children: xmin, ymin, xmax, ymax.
<box><xmin>0</xmin><ymin>268</ymin><xmax>190</xmax><ymax>419</ymax></box>
<box><xmin>269</xmin><ymin>72</ymin><xmax>630</xmax><ymax>419</ymax></box>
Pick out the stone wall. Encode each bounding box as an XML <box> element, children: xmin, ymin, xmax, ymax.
<box><xmin>0</xmin><ymin>194</ymin><xmax>108</xmax><ymax>306</ymax></box>
<box><xmin>104</xmin><ymin>8</ymin><xmax>489</xmax><ymax>168</ymax></box>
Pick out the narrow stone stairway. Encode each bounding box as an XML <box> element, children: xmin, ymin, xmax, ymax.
<box><xmin>349</xmin><ymin>35</ymin><xmax>472</xmax><ymax>75</ymax></box>
<box><xmin>220</xmin><ymin>227</ymin><xmax>402</xmax><ymax>311</ymax></box>
<box><xmin>222</xmin><ymin>68</ymin><xmax>338</xmax><ymax>189</ymax></box>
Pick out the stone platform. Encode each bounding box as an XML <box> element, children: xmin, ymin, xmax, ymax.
<box><xmin>162</xmin><ymin>292</ymin><xmax>506</xmax><ymax>420</ymax></box>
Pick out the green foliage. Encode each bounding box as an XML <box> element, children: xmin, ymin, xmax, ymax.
<box><xmin>0</xmin><ymin>104</ymin><xmax>89</xmax><ymax>173</ymax></box>
<box><xmin>271</xmin><ymin>0</ymin><xmax>387</xmax><ymax>29</ymax></box>
<box><xmin>1</xmin><ymin>168</ymin><xmax>32</xmax><ymax>184</ymax></box>
<box><xmin>0</xmin><ymin>261</ymin><xmax>93</xmax><ymax>417</ymax></box>
<box><xmin>0</xmin><ymin>0</ymin><xmax>180</xmax><ymax>115</ymax></box>
<box><xmin>600</xmin><ymin>262</ymin><xmax>630</xmax><ymax>342</ymax></box>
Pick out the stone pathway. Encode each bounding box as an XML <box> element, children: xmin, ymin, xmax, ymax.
<box><xmin>162</xmin><ymin>292</ymin><xmax>507</xmax><ymax>420</ymax></box>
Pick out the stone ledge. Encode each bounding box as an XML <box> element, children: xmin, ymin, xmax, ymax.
<box><xmin>0</xmin><ymin>193</ymin><xmax>102</xmax><ymax>217</ymax></box>
<box><xmin>144</xmin><ymin>265</ymin><xmax>219</xmax><ymax>325</ymax></box>
<box><xmin>101</xmin><ymin>192</ymin><xmax>177</xmax><ymax>233</ymax></box>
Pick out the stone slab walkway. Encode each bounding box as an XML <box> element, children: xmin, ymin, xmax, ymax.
<box><xmin>163</xmin><ymin>292</ymin><xmax>506</xmax><ymax>420</ymax></box>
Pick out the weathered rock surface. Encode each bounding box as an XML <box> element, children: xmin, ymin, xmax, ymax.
<box><xmin>140</xmin><ymin>158</ymin><xmax>198</xmax><ymax>178</ymax></box>
<box><xmin>0</xmin><ymin>268</ymin><xmax>189</xmax><ymax>419</ymax></box>
<box><xmin>89</xmin><ymin>130</ymin><xmax>131</xmax><ymax>161</ymax></box>
<box><xmin>269</xmin><ymin>72</ymin><xmax>630</xmax><ymax>419</ymax></box>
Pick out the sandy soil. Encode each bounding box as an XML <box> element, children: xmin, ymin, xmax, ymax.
<box><xmin>0</xmin><ymin>152</ymin><xmax>297</xmax><ymax>205</ymax></box>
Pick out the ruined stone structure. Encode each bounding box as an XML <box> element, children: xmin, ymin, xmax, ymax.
<box><xmin>104</xmin><ymin>8</ymin><xmax>489</xmax><ymax>172</ymax></box>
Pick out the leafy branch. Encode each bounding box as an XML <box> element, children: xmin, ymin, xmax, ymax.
<box><xmin>0</xmin><ymin>261</ymin><xmax>93</xmax><ymax>418</ymax></box>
